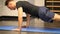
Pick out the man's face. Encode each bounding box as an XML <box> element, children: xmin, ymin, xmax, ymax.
<box><xmin>7</xmin><ymin>1</ymin><xmax>16</xmax><ymax>10</ymax></box>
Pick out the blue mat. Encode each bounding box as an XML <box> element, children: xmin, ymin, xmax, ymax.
<box><xmin>0</xmin><ymin>26</ymin><xmax>60</xmax><ymax>33</ymax></box>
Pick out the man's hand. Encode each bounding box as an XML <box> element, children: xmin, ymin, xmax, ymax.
<box><xmin>13</xmin><ymin>28</ymin><xmax>21</xmax><ymax>32</ymax></box>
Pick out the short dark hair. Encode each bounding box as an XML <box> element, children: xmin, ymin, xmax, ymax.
<box><xmin>5</xmin><ymin>0</ymin><xmax>13</xmax><ymax>6</ymax></box>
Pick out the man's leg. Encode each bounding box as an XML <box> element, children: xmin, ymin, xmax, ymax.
<box><xmin>52</xmin><ymin>13</ymin><xmax>60</xmax><ymax>21</ymax></box>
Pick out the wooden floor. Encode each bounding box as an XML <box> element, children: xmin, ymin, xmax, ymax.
<box><xmin>0</xmin><ymin>18</ymin><xmax>60</xmax><ymax>34</ymax></box>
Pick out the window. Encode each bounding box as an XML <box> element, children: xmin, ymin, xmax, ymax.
<box><xmin>46</xmin><ymin>0</ymin><xmax>60</xmax><ymax>12</ymax></box>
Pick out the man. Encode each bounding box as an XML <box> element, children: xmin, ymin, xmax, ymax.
<box><xmin>5</xmin><ymin>0</ymin><xmax>60</xmax><ymax>31</ymax></box>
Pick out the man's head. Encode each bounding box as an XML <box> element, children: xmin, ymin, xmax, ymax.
<box><xmin>5</xmin><ymin>0</ymin><xmax>16</xmax><ymax>10</ymax></box>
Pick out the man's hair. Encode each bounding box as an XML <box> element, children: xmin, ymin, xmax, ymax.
<box><xmin>5</xmin><ymin>0</ymin><xmax>13</xmax><ymax>6</ymax></box>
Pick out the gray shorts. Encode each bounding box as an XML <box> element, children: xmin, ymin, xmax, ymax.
<box><xmin>38</xmin><ymin>7</ymin><xmax>55</xmax><ymax>22</ymax></box>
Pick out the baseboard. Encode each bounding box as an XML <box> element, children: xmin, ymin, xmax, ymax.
<box><xmin>0</xmin><ymin>16</ymin><xmax>26</xmax><ymax>21</ymax></box>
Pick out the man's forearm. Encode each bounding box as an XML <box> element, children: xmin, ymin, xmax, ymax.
<box><xmin>18</xmin><ymin>17</ymin><xmax>23</xmax><ymax>28</ymax></box>
<box><xmin>26</xmin><ymin>14</ymin><xmax>30</xmax><ymax>27</ymax></box>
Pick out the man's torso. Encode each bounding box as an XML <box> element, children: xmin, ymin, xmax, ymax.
<box><xmin>16</xmin><ymin>1</ymin><xmax>39</xmax><ymax>18</ymax></box>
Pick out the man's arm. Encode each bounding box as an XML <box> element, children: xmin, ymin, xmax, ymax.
<box><xmin>13</xmin><ymin>7</ymin><xmax>23</xmax><ymax>32</ymax></box>
<box><xmin>18</xmin><ymin>7</ymin><xmax>23</xmax><ymax>30</ymax></box>
<box><xmin>26</xmin><ymin>14</ymin><xmax>31</xmax><ymax>27</ymax></box>
<box><xmin>52</xmin><ymin>13</ymin><xmax>60</xmax><ymax>21</ymax></box>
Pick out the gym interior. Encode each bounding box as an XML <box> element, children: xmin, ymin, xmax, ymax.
<box><xmin>0</xmin><ymin>0</ymin><xmax>60</xmax><ymax>34</ymax></box>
